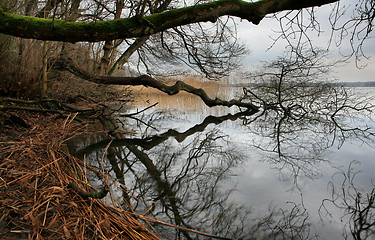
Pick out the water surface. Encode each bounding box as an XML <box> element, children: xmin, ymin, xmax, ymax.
<box><xmin>68</xmin><ymin>86</ymin><xmax>375</xmax><ymax>239</ymax></box>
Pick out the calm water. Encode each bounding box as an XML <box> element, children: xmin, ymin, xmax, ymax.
<box><xmin>67</xmin><ymin>87</ymin><xmax>375</xmax><ymax>239</ymax></box>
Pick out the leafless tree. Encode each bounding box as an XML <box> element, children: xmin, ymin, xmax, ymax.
<box><xmin>68</xmin><ymin>112</ymin><xmax>314</xmax><ymax>239</ymax></box>
<box><xmin>239</xmin><ymin>48</ymin><xmax>374</xmax><ymax>184</ymax></box>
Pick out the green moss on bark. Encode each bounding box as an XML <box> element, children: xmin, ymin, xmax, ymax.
<box><xmin>0</xmin><ymin>0</ymin><xmax>338</xmax><ymax>42</ymax></box>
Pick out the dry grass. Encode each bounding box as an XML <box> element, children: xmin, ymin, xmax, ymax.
<box><xmin>0</xmin><ymin>112</ymin><xmax>160</xmax><ymax>240</ymax></box>
<box><xmin>130</xmin><ymin>74</ymin><xmax>227</xmax><ymax>95</ymax></box>
<box><xmin>130</xmin><ymin>74</ymin><xmax>233</xmax><ymax>114</ymax></box>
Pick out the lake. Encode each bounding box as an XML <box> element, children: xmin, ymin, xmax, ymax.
<box><xmin>67</xmin><ymin>86</ymin><xmax>375</xmax><ymax>239</ymax></box>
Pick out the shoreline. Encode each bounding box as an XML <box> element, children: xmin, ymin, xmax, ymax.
<box><xmin>0</xmin><ymin>111</ymin><xmax>160</xmax><ymax>239</ymax></box>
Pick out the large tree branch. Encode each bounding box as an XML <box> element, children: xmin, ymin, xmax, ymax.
<box><xmin>53</xmin><ymin>58</ymin><xmax>259</xmax><ymax>111</ymax></box>
<box><xmin>0</xmin><ymin>0</ymin><xmax>338</xmax><ymax>43</ymax></box>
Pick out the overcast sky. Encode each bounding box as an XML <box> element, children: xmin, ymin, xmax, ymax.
<box><xmin>235</xmin><ymin>0</ymin><xmax>375</xmax><ymax>82</ymax></box>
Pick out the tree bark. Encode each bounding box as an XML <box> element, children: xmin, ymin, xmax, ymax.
<box><xmin>99</xmin><ymin>0</ymin><xmax>172</xmax><ymax>75</ymax></box>
<box><xmin>41</xmin><ymin>41</ymin><xmax>49</xmax><ymax>98</ymax></box>
<box><xmin>0</xmin><ymin>0</ymin><xmax>338</xmax><ymax>43</ymax></box>
<box><xmin>96</xmin><ymin>0</ymin><xmax>125</xmax><ymax>75</ymax></box>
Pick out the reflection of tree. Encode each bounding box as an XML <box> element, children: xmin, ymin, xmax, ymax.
<box><xmin>68</xmin><ymin>111</ymin><xmax>313</xmax><ymax>239</ymax></box>
<box><xmin>126</xmin><ymin>130</ymin><xmax>242</xmax><ymax>239</ymax></box>
<box><xmin>241</xmin><ymin>50</ymin><xmax>374</xmax><ymax>181</ymax></box>
<box><xmin>320</xmin><ymin>161</ymin><xmax>375</xmax><ymax>240</ymax></box>
<box><xmin>252</xmin><ymin>202</ymin><xmax>313</xmax><ymax>240</ymax></box>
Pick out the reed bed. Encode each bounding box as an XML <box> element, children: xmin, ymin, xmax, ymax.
<box><xmin>0</xmin><ymin>113</ymin><xmax>159</xmax><ymax>240</ymax></box>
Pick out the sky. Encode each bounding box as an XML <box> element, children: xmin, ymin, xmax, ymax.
<box><xmin>235</xmin><ymin>0</ymin><xmax>375</xmax><ymax>82</ymax></box>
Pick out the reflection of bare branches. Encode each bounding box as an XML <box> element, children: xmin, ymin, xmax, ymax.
<box><xmin>320</xmin><ymin>161</ymin><xmax>375</xmax><ymax>240</ymax></box>
<box><xmin>329</xmin><ymin>87</ymin><xmax>375</xmax><ymax>148</ymax></box>
<box><xmin>252</xmin><ymin>201</ymin><xmax>314</xmax><ymax>240</ymax></box>
<box><xmin>106</xmin><ymin>129</ymin><xmax>246</xmax><ymax>239</ymax></box>
<box><xmin>240</xmin><ymin>50</ymin><xmax>374</xmax><ymax>182</ymax></box>
<box><xmin>64</xmin><ymin>106</ymin><xmax>318</xmax><ymax>239</ymax></box>
<box><xmin>121</xmin><ymin>130</ymin><xmax>313</xmax><ymax>239</ymax></box>
<box><xmin>123</xmin><ymin>211</ymin><xmax>235</xmax><ymax>240</ymax></box>
<box><xmin>119</xmin><ymin>102</ymin><xmax>160</xmax><ymax>131</ymax></box>
<box><xmin>71</xmin><ymin>109</ymin><xmax>258</xmax><ymax>156</ymax></box>
<box><xmin>120</xmin><ymin>102</ymin><xmax>158</xmax><ymax>117</ymax></box>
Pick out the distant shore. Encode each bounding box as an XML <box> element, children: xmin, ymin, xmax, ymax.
<box><xmin>230</xmin><ymin>81</ymin><xmax>375</xmax><ymax>88</ymax></box>
<box><xmin>333</xmin><ymin>81</ymin><xmax>375</xmax><ymax>87</ymax></box>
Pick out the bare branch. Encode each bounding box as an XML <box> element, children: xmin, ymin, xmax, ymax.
<box><xmin>53</xmin><ymin>58</ymin><xmax>260</xmax><ymax>110</ymax></box>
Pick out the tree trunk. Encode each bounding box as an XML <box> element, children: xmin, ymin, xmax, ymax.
<box><xmin>41</xmin><ymin>41</ymin><xmax>49</xmax><ymax>98</ymax></box>
<box><xmin>108</xmin><ymin>36</ymin><xmax>149</xmax><ymax>76</ymax></box>
<box><xmin>96</xmin><ymin>0</ymin><xmax>125</xmax><ymax>75</ymax></box>
<box><xmin>96</xmin><ymin>40</ymin><xmax>113</xmax><ymax>75</ymax></box>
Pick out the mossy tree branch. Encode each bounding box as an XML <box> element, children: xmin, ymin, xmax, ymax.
<box><xmin>0</xmin><ymin>0</ymin><xmax>337</xmax><ymax>43</ymax></box>
<box><xmin>53</xmin><ymin>58</ymin><xmax>259</xmax><ymax>111</ymax></box>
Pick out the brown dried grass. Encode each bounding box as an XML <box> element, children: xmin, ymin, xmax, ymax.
<box><xmin>0</xmin><ymin>112</ymin><xmax>160</xmax><ymax>240</ymax></box>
